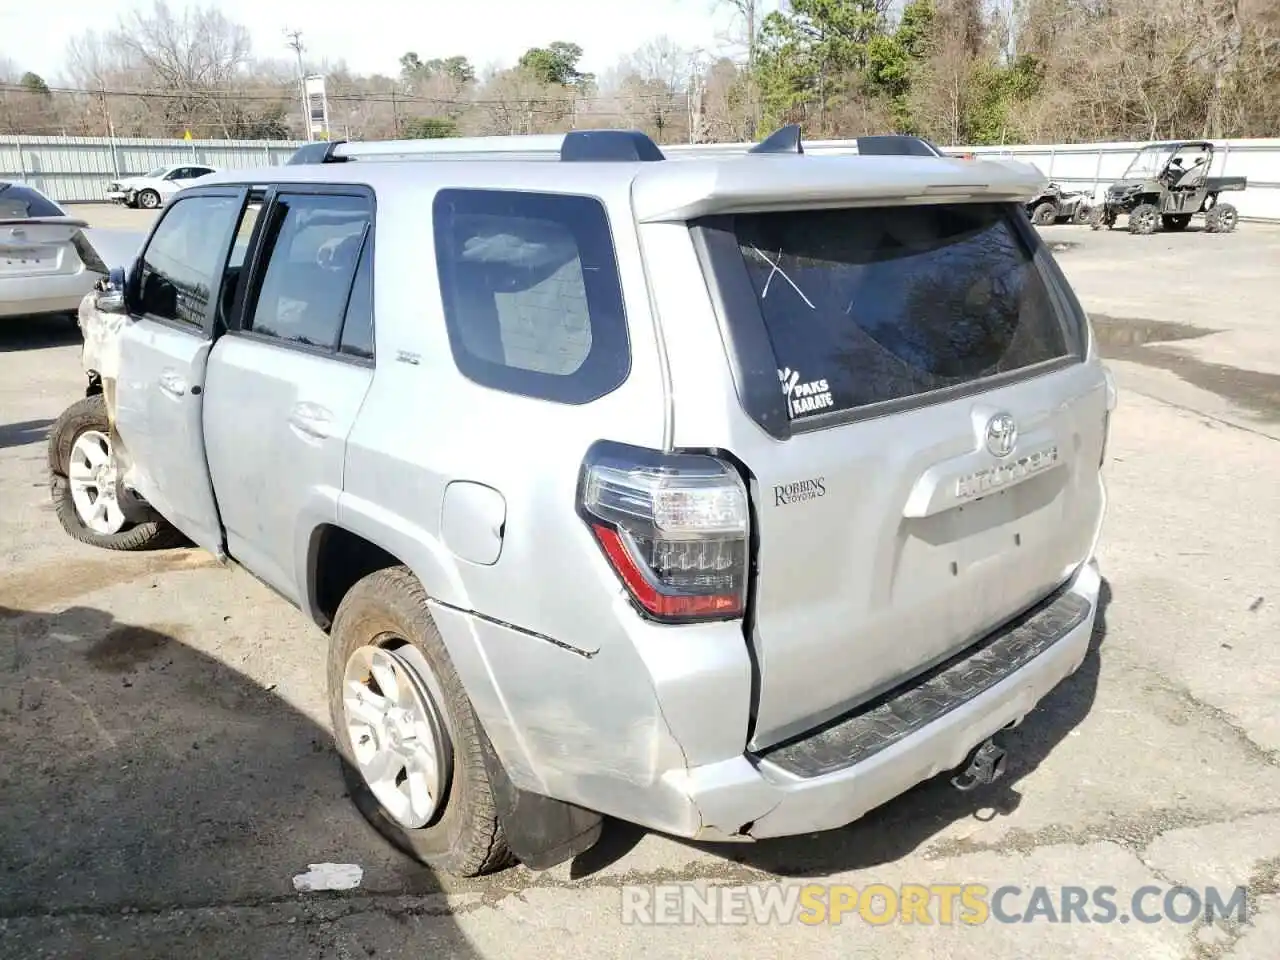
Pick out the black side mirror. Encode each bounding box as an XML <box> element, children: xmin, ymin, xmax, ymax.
<box><xmin>94</xmin><ymin>266</ymin><xmax>128</xmax><ymax>314</ymax></box>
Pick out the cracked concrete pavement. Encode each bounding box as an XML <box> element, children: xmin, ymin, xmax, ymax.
<box><xmin>1</xmin><ymin>208</ymin><xmax>1277</xmax><ymax>958</ymax></box>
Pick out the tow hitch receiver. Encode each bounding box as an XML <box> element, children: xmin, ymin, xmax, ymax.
<box><xmin>950</xmin><ymin>738</ymin><xmax>1008</xmax><ymax>792</ymax></box>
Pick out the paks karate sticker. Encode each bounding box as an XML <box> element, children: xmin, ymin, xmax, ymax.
<box><xmin>778</xmin><ymin>367</ymin><xmax>835</xmax><ymax>418</ymax></box>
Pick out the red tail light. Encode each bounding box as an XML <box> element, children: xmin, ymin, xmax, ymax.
<box><xmin>577</xmin><ymin>441</ymin><xmax>751</xmax><ymax>623</ymax></box>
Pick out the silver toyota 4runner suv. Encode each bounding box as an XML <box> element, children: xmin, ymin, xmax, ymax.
<box><xmin>49</xmin><ymin>126</ymin><xmax>1116</xmax><ymax>877</ymax></box>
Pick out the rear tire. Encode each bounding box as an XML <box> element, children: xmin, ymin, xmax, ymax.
<box><xmin>47</xmin><ymin>395</ymin><xmax>185</xmax><ymax>551</ymax></box>
<box><xmin>1072</xmin><ymin>204</ymin><xmax>1093</xmax><ymax>225</ymax></box>
<box><xmin>1128</xmin><ymin>203</ymin><xmax>1160</xmax><ymax>235</ymax></box>
<box><xmin>1205</xmin><ymin>202</ymin><xmax>1238</xmax><ymax>234</ymax></box>
<box><xmin>1031</xmin><ymin>201</ymin><xmax>1058</xmax><ymax>226</ymax></box>
<box><xmin>327</xmin><ymin>566</ymin><xmax>515</xmax><ymax>878</ymax></box>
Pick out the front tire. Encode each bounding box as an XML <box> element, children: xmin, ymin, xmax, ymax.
<box><xmin>137</xmin><ymin>189</ymin><xmax>161</xmax><ymax>210</ymax></box>
<box><xmin>1128</xmin><ymin>203</ymin><xmax>1160</xmax><ymax>235</ymax></box>
<box><xmin>1031</xmin><ymin>201</ymin><xmax>1058</xmax><ymax>226</ymax></box>
<box><xmin>327</xmin><ymin>566</ymin><xmax>515</xmax><ymax>878</ymax></box>
<box><xmin>47</xmin><ymin>395</ymin><xmax>184</xmax><ymax>551</ymax></box>
<box><xmin>1205</xmin><ymin>202</ymin><xmax>1238</xmax><ymax>234</ymax></box>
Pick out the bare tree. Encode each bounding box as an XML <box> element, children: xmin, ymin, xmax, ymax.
<box><xmin>110</xmin><ymin>0</ymin><xmax>253</xmax><ymax>136</ymax></box>
<box><xmin>710</xmin><ymin>0</ymin><xmax>763</xmax><ymax>133</ymax></box>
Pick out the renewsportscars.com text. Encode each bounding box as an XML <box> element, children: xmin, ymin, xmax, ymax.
<box><xmin>620</xmin><ymin>882</ymin><xmax>1251</xmax><ymax>926</ymax></box>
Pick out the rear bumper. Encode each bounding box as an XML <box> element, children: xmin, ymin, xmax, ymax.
<box><xmin>0</xmin><ymin>269</ymin><xmax>98</xmax><ymax>318</ymax></box>
<box><xmin>433</xmin><ymin>559</ymin><xmax>1102</xmax><ymax>842</ymax></box>
<box><xmin>698</xmin><ymin>560</ymin><xmax>1100</xmax><ymax>838</ymax></box>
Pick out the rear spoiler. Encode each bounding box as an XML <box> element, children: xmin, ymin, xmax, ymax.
<box><xmin>630</xmin><ymin>152</ymin><xmax>1048</xmax><ymax>222</ymax></box>
<box><xmin>1</xmin><ymin>216</ymin><xmax>90</xmax><ymax>229</ymax></box>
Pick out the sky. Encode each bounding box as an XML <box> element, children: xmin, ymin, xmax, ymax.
<box><xmin>0</xmin><ymin>0</ymin><xmax>751</xmax><ymax>85</ymax></box>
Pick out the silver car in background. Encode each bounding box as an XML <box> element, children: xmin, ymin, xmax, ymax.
<box><xmin>0</xmin><ymin>182</ymin><xmax>107</xmax><ymax>320</ymax></box>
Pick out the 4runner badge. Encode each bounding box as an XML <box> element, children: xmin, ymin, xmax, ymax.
<box><xmin>778</xmin><ymin>367</ymin><xmax>834</xmax><ymax>417</ymax></box>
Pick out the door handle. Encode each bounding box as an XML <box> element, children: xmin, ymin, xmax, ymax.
<box><xmin>158</xmin><ymin>370</ymin><xmax>187</xmax><ymax>397</ymax></box>
<box><xmin>288</xmin><ymin>402</ymin><xmax>333</xmax><ymax>440</ymax></box>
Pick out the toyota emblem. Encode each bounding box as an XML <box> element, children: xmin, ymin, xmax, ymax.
<box><xmin>985</xmin><ymin>413</ymin><xmax>1017</xmax><ymax>458</ymax></box>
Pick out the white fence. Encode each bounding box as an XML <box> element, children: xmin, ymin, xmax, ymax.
<box><xmin>3</xmin><ymin>133</ymin><xmax>1278</xmax><ymax>221</ymax></box>
<box><xmin>0</xmin><ymin>135</ymin><xmax>304</xmax><ymax>203</ymax></box>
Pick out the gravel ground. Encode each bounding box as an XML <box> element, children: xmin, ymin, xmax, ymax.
<box><xmin>1</xmin><ymin>206</ymin><xmax>1277</xmax><ymax>959</ymax></box>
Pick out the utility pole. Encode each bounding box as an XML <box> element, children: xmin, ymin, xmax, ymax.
<box><xmin>99</xmin><ymin>83</ymin><xmax>120</xmax><ymax>177</ymax></box>
<box><xmin>285</xmin><ymin>28</ymin><xmax>312</xmax><ymax>142</ymax></box>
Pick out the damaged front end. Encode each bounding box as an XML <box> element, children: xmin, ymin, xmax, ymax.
<box><xmin>75</xmin><ymin>275</ymin><xmax>158</xmax><ymax>525</ymax></box>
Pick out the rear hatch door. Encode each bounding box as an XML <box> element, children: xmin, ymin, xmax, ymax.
<box><xmin>692</xmin><ymin>199</ymin><xmax>1107</xmax><ymax>749</ymax></box>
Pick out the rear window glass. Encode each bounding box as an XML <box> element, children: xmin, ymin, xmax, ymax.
<box><xmin>733</xmin><ymin>203</ymin><xmax>1074</xmax><ymax>420</ymax></box>
<box><xmin>0</xmin><ymin>183</ymin><xmax>64</xmax><ymax>219</ymax></box>
<box><xmin>433</xmin><ymin>188</ymin><xmax>630</xmax><ymax>405</ymax></box>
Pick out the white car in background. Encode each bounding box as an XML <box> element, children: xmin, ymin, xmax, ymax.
<box><xmin>0</xmin><ymin>181</ymin><xmax>111</xmax><ymax>321</ymax></box>
<box><xmin>105</xmin><ymin>163</ymin><xmax>217</xmax><ymax>210</ymax></box>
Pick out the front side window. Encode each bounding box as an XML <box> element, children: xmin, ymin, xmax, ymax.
<box><xmin>135</xmin><ymin>194</ymin><xmax>241</xmax><ymax>328</ymax></box>
<box><xmin>244</xmin><ymin>192</ymin><xmax>371</xmax><ymax>350</ymax></box>
<box><xmin>433</xmin><ymin>189</ymin><xmax>630</xmax><ymax>404</ymax></box>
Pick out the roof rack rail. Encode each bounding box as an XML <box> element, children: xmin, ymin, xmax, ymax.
<box><xmin>750</xmin><ymin>124</ymin><xmax>804</xmax><ymax>155</ymax></box>
<box><xmin>284</xmin><ymin>130</ymin><xmax>667</xmax><ymax>165</ymax></box>
<box><xmin>854</xmin><ymin>135</ymin><xmax>946</xmax><ymax>157</ymax></box>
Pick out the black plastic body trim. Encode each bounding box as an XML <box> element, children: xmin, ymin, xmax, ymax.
<box><xmin>479</xmin><ymin>727</ymin><xmax>604</xmax><ymax>870</ymax></box>
<box><xmin>753</xmin><ymin>586</ymin><xmax>1092</xmax><ymax>778</ymax></box>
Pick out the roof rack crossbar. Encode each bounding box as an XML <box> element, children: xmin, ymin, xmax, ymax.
<box><xmin>285</xmin><ymin>130</ymin><xmax>667</xmax><ymax>165</ymax></box>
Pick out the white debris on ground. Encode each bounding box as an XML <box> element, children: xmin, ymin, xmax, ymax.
<box><xmin>292</xmin><ymin>863</ymin><xmax>364</xmax><ymax>893</ymax></box>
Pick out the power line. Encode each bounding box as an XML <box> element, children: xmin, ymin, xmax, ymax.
<box><xmin>0</xmin><ymin>80</ymin><xmax>688</xmax><ymax>109</ymax></box>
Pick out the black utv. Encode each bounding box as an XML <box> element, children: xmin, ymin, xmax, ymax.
<box><xmin>1091</xmin><ymin>140</ymin><xmax>1247</xmax><ymax>235</ymax></box>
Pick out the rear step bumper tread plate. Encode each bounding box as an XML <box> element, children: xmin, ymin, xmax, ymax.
<box><xmin>753</xmin><ymin>585</ymin><xmax>1092</xmax><ymax>779</ymax></box>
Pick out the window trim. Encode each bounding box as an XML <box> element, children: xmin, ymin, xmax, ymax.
<box><xmin>128</xmin><ymin>185</ymin><xmax>249</xmax><ymax>340</ymax></box>
<box><xmin>689</xmin><ymin>201</ymin><xmax>1086</xmax><ymax>440</ymax></box>
<box><xmin>223</xmin><ymin>182</ymin><xmax>377</xmax><ymax>369</ymax></box>
<box><xmin>337</xmin><ymin>226</ymin><xmax>376</xmax><ymax>364</ymax></box>
<box><xmin>432</xmin><ymin>187</ymin><xmax>632</xmax><ymax>406</ymax></box>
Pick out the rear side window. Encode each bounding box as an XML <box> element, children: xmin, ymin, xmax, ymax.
<box><xmin>432</xmin><ymin>188</ymin><xmax>630</xmax><ymax>404</ymax></box>
<box><xmin>0</xmin><ymin>183</ymin><xmax>64</xmax><ymax>219</ymax></box>
<box><xmin>245</xmin><ymin>192</ymin><xmax>372</xmax><ymax>350</ymax></box>
<box><xmin>730</xmin><ymin>203</ymin><xmax>1075</xmax><ymax>421</ymax></box>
